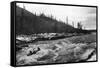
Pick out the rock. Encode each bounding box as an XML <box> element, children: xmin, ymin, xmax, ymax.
<box><xmin>87</xmin><ymin>54</ymin><xmax>96</xmax><ymax>61</ymax></box>
<box><xmin>79</xmin><ymin>49</ymin><xmax>95</xmax><ymax>60</ymax></box>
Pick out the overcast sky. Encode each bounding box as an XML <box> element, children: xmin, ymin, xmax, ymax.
<box><xmin>17</xmin><ymin>3</ymin><xmax>96</xmax><ymax>30</ymax></box>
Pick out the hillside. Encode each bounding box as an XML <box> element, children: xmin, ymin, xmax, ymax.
<box><xmin>16</xmin><ymin>6</ymin><xmax>76</xmax><ymax>35</ymax></box>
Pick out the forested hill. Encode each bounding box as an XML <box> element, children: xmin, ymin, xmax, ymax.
<box><xmin>16</xmin><ymin>6</ymin><xmax>77</xmax><ymax>35</ymax></box>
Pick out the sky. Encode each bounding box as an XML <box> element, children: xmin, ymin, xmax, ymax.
<box><xmin>17</xmin><ymin>3</ymin><xmax>97</xmax><ymax>30</ymax></box>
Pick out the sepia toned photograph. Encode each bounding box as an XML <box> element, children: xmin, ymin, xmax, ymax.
<box><xmin>13</xmin><ymin>2</ymin><xmax>97</xmax><ymax>66</ymax></box>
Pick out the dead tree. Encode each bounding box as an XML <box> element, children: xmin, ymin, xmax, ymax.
<box><xmin>72</xmin><ymin>21</ymin><xmax>74</xmax><ymax>28</ymax></box>
<box><xmin>66</xmin><ymin>16</ymin><xmax>68</xmax><ymax>24</ymax></box>
<box><xmin>77</xmin><ymin>22</ymin><xmax>82</xmax><ymax>29</ymax></box>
